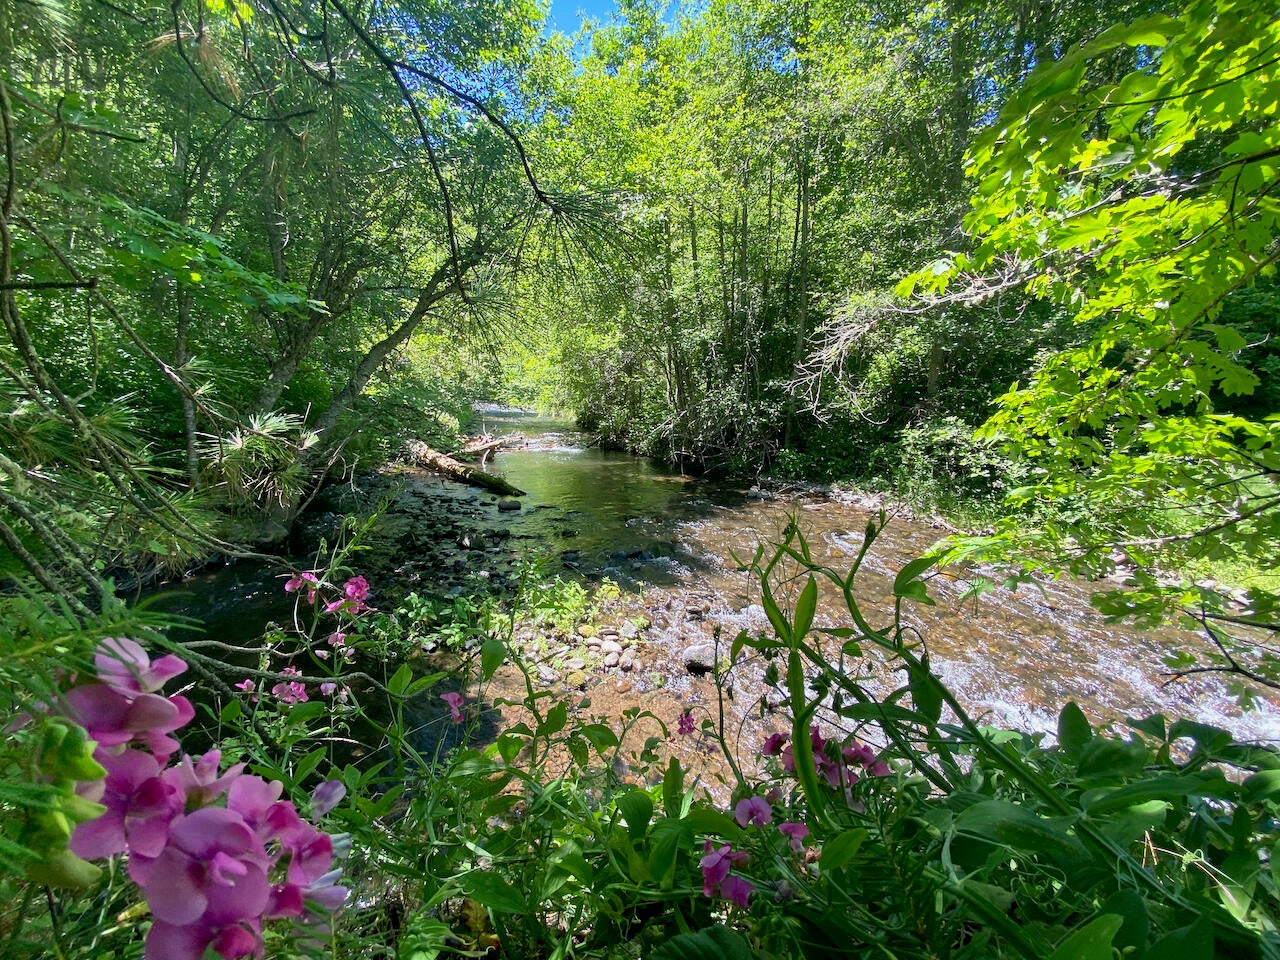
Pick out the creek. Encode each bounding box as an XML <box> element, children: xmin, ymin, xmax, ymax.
<box><xmin>155</xmin><ymin>409</ymin><xmax>1279</xmax><ymax>763</ymax></box>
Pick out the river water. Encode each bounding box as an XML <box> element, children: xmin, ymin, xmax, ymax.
<box><xmin>158</xmin><ymin>409</ymin><xmax>1280</xmax><ymax>756</ymax></box>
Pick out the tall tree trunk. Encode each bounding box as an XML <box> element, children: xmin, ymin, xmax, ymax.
<box><xmin>175</xmin><ymin>290</ymin><xmax>199</xmax><ymax>488</ymax></box>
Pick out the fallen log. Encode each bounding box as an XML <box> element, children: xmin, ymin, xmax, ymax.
<box><xmin>406</xmin><ymin>440</ymin><xmax>526</xmax><ymax>497</ymax></box>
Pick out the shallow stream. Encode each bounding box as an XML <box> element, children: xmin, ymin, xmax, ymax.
<box><xmin>157</xmin><ymin>409</ymin><xmax>1280</xmax><ymax>761</ymax></box>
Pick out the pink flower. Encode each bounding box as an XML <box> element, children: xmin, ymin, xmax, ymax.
<box><xmin>270</xmin><ymin>668</ymin><xmax>307</xmax><ymax>705</ymax></box>
<box><xmin>699</xmin><ymin>840</ymin><xmax>748</xmax><ymax>898</ymax></box>
<box><xmin>440</xmin><ymin>692</ymin><xmax>464</xmax><ymax>724</ymax></box>
<box><xmin>719</xmin><ymin>874</ymin><xmax>753</xmax><ymax>908</ymax></box>
<box><xmin>164</xmin><ymin>750</ymin><xmax>245</xmax><ymax>807</ymax></box>
<box><xmin>677</xmin><ymin>711</ymin><xmax>695</xmax><ymax>736</ymax></box>
<box><xmin>234</xmin><ymin>680</ymin><xmax>255</xmax><ymax>694</ymax></box>
<box><xmin>761</xmin><ymin>733</ymin><xmax>788</xmax><ymax>756</ymax></box>
<box><xmin>323</xmin><ymin>578</ymin><xmax>370</xmax><ymax>616</ymax></box>
<box><xmin>733</xmin><ymin>796</ymin><xmax>772</xmax><ymax>828</ymax></box>
<box><xmin>310</xmin><ymin>781</ymin><xmax>345</xmax><ymax>818</ymax></box>
<box><xmin>95</xmin><ymin>637</ymin><xmax>187</xmax><ymax>698</ymax></box>
<box><xmin>62</xmin><ymin>682</ymin><xmax>195</xmax><ymax>764</ymax></box>
<box><xmin>69</xmin><ymin>749</ymin><xmax>182</xmax><ymax>860</ymax></box>
<box><xmin>325</xmin><ymin>633</ymin><xmax>346</xmax><ymax>648</ymax></box>
<box><xmin>342</xmin><ymin>576</ymin><xmax>369</xmax><ymax>604</ymax></box>
<box><xmin>779</xmin><ymin>821</ymin><xmax>809</xmax><ymax>852</ymax></box>
<box><xmin>284</xmin><ymin>571</ymin><xmax>321</xmax><ymax>604</ymax></box>
<box><xmin>809</xmin><ymin>724</ymin><xmax>827</xmax><ymax>752</ymax></box>
<box><xmin>55</xmin><ymin>640</ymin><xmax>347</xmax><ymax>958</ymax></box>
<box><xmin>129</xmin><ymin>806</ymin><xmax>271</xmax><ymax>933</ymax></box>
<box><xmin>842</xmin><ymin>742</ymin><xmax>876</xmax><ymax>767</ymax></box>
<box><xmin>780</xmin><ymin>744</ymin><xmax>796</xmax><ymax>773</ymax></box>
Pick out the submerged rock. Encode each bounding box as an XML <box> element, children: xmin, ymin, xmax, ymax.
<box><xmin>683</xmin><ymin>643</ymin><xmax>717</xmax><ymax>675</ymax></box>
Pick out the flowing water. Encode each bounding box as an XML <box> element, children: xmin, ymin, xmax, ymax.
<box><xmin>157</xmin><ymin>409</ymin><xmax>1280</xmax><ymax>754</ymax></box>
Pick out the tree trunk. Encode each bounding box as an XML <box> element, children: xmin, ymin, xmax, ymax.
<box><xmin>406</xmin><ymin>441</ymin><xmax>526</xmax><ymax>496</ymax></box>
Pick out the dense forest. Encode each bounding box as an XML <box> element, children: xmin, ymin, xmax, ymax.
<box><xmin>2</xmin><ymin>0</ymin><xmax>1280</xmax><ymax>956</ymax></box>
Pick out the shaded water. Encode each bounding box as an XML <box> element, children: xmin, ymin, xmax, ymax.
<box><xmin>158</xmin><ymin>409</ymin><xmax>1280</xmax><ymax>747</ymax></box>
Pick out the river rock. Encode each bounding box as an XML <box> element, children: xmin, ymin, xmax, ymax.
<box><xmin>600</xmin><ymin>639</ymin><xmax>623</xmax><ymax>656</ymax></box>
<box><xmin>619</xmin><ymin>648</ymin><xmax>636</xmax><ymax>672</ymax></box>
<box><xmin>565</xmin><ymin>656</ymin><xmax>586</xmax><ymax>671</ymax></box>
<box><xmin>538</xmin><ymin>665</ymin><xmax>561</xmax><ymax>685</ymax></box>
<box><xmin>620</xmin><ymin>622</ymin><xmax>639</xmax><ymax>640</ymax></box>
<box><xmin>683</xmin><ymin>643</ymin><xmax>717</xmax><ymax>675</ymax></box>
<box><xmin>497</xmin><ymin>498</ymin><xmax>521</xmax><ymax>511</ymax></box>
<box><xmin>603</xmin><ymin>652</ymin><xmax>620</xmax><ymax>668</ymax></box>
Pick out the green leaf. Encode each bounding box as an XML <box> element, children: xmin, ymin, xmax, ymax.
<box><xmin>893</xmin><ymin>556</ymin><xmax>936</xmax><ymax>600</ymax></box>
<box><xmin>1084</xmin><ymin>772</ymin><xmax>1232</xmax><ymax>815</ymax></box>
<box><xmin>389</xmin><ymin>664</ymin><xmax>413</xmax><ymax>696</ymax></box>
<box><xmin>652</xmin><ymin>925</ymin><xmax>755</xmax><ymax>960</ymax></box>
<box><xmin>480</xmin><ymin>637</ymin><xmax>506</xmax><ymax>680</ymax></box>
<box><xmin>292</xmin><ymin>746</ymin><xmax>327</xmax><ymax>784</ymax></box>
<box><xmin>760</xmin><ymin>581</ymin><xmax>792</xmax><ymax>643</ymax></box>
<box><xmin>536</xmin><ymin>701</ymin><xmax>568</xmax><ymax>738</ymax></box>
<box><xmin>1048</xmin><ymin>914</ymin><xmax>1123</xmax><ymax>960</ymax></box>
<box><xmin>1097</xmin><ymin>890</ymin><xmax>1149</xmax><ymax>954</ymax></box>
<box><xmin>837</xmin><ymin>702</ymin><xmax>929</xmax><ymax>726</ymax></box>
<box><xmin>1076</xmin><ymin>737</ymin><xmax>1148</xmax><ymax>779</ymax></box>
<box><xmin>954</xmin><ymin>800</ymin><xmax>1084</xmax><ymax>860</ymax></box>
<box><xmin>1057</xmin><ymin>702</ymin><xmax>1092</xmax><ymax>757</ymax></box>
<box><xmin>819</xmin><ymin>828</ymin><xmax>868</xmax><ymax>872</ymax></box>
<box><xmin>680</xmin><ymin>807</ymin><xmax>740</xmax><ymax>839</ymax></box>
<box><xmin>662</xmin><ymin>756</ymin><xmax>685</xmax><ymax>818</ymax></box>
<box><xmin>616</xmin><ymin>789</ymin><xmax>653</xmax><ymax>840</ymax></box>
<box><xmin>1145</xmin><ymin>915</ymin><xmax>1214</xmax><ymax>960</ymax></box>
<box><xmin>647</xmin><ymin>817</ymin><xmax>685</xmax><ymax>885</ymax></box>
<box><xmin>793</xmin><ymin>576</ymin><xmax>817</xmax><ymax>638</ymax></box>
<box><xmin>451</xmin><ymin>871</ymin><xmax>527</xmax><ymax>914</ymax></box>
<box><xmin>580</xmin><ymin>722</ymin><xmax>620</xmax><ymax>753</ymax></box>
<box><xmin>1242</xmin><ymin>769</ymin><xmax>1280</xmax><ymax>804</ymax></box>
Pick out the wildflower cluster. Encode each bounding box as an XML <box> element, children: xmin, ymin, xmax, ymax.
<box><xmin>58</xmin><ymin>638</ymin><xmax>348</xmax><ymax>960</ymax></box>
<box><xmin>285</xmin><ymin>571</ymin><xmax>370</xmax><ymax>620</ymax></box>
<box><xmin>763</xmin><ymin>725</ymin><xmax>890</xmax><ymax>795</ymax></box>
<box><xmin>693</xmin><ymin>728</ymin><xmax>890</xmax><ymax>914</ymax></box>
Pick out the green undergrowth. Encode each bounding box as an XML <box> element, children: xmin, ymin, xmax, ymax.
<box><xmin>3</xmin><ymin>521</ymin><xmax>1279</xmax><ymax>960</ymax></box>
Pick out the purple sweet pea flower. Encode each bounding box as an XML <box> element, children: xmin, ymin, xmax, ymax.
<box><xmin>342</xmin><ymin>576</ymin><xmax>369</xmax><ymax>604</ymax></box>
<box><xmin>733</xmin><ymin>795</ymin><xmax>772</xmax><ymax>828</ymax></box>
<box><xmin>164</xmin><ymin>750</ymin><xmax>245</xmax><ymax>807</ymax></box>
<box><xmin>761</xmin><ymin>732</ymin><xmax>788</xmax><ymax>756</ymax></box>
<box><xmin>270</xmin><ymin>667</ymin><xmax>308</xmax><ymax>705</ymax></box>
<box><xmin>719</xmin><ymin>874</ymin><xmax>753</xmax><ymax>908</ymax></box>
<box><xmin>440</xmin><ymin>692</ymin><xmax>464</xmax><ymax>724</ymax></box>
<box><xmin>145</xmin><ymin>916</ymin><xmax>263</xmax><ymax>960</ymax></box>
<box><xmin>699</xmin><ymin>841</ymin><xmax>748</xmax><ymax>898</ymax></box>
<box><xmin>129</xmin><ymin>807</ymin><xmax>271</xmax><ymax>929</ymax></box>
<box><xmin>779</xmin><ymin>821</ymin><xmax>809</xmax><ymax>852</ymax></box>
<box><xmin>310</xmin><ymin>780</ymin><xmax>346</xmax><ymax>818</ymax></box>
<box><xmin>62</xmin><ymin>682</ymin><xmax>195</xmax><ymax>763</ymax></box>
<box><xmin>676</xmin><ymin>711</ymin><xmax>695</xmax><ymax>736</ymax></box>
<box><xmin>284</xmin><ymin>571</ymin><xmax>321</xmax><ymax>604</ymax></box>
<box><xmin>70</xmin><ymin>749</ymin><xmax>182</xmax><ymax>860</ymax></box>
<box><xmin>95</xmin><ymin>637</ymin><xmax>187</xmax><ymax>698</ymax></box>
